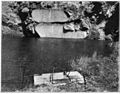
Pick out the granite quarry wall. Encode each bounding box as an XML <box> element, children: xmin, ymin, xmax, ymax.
<box><xmin>32</xmin><ymin>9</ymin><xmax>69</xmax><ymax>22</ymax></box>
<box><xmin>35</xmin><ymin>23</ymin><xmax>88</xmax><ymax>38</ymax></box>
<box><xmin>32</xmin><ymin>9</ymin><xmax>88</xmax><ymax>38</ymax></box>
<box><xmin>2</xmin><ymin>1</ymin><xmax>119</xmax><ymax>41</ymax></box>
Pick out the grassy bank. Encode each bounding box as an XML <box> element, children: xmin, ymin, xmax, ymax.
<box><xmin>70</xmin><ymin>43</ymin><xmax>118</xmax><ymax>92</ymax></box>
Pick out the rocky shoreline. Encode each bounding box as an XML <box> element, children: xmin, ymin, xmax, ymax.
<box><xmin>2</xmin><ymin>1</ymin><xmax>119</xmax><ymax>41</ymax></box>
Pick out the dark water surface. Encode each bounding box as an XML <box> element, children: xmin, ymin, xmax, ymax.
<box><xmin>2</xmin><ymin>35</ymin><xmax>114</xmax><ymax>91</ymax></box>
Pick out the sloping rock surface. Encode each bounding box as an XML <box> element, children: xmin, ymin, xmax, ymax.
<box><xmin>35</xmin><ymin>23</ymin><xmax>87</xmax><ymax>38</ymax></box>
<box><xmin>32</xmin><ymin>9</ymin><xmax>69</xmax><ymax>22</ymax></box>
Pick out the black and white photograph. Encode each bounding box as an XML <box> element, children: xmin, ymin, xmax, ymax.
<box><xmin>1</xmin><ymin>0</ymin><xmax>119</xmax><ymax>92</ymax></box>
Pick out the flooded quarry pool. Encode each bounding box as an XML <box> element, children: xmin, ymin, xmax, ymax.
<box><xmin>2</xmin><ymin>35</ymin><xmax>114</xmax><ymax>91</ymax></box>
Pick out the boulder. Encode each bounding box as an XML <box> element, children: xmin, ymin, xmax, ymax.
<box><xmin>35</xmin><ymin>23</ymin><xmax>64</xmax><ymax>38</ymax></box>
<box><xmin>63</xmin><ymin>23</ymin><xmax>75</xmax><ymax>31</ymax></box>
<box><xmin>32</xmin><ymin>9</ymin><xmax>69</xmax><ymax>22</ymax></box>
<box><xmin>21</xmin><ymin>7</ymin><xmax>29</xmax><ymax>12</ymax></box>
<box><xmin>98</xmin><ymin>29</ymin><xmax>105</xmax><ymax>40</ymax></box>
<box><xmin>35</xmin><ymin>23</ymin><xmax>88</xmax><ymax>38</ymax></box>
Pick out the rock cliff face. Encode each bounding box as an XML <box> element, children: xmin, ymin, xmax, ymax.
<box><xmin>2</xmin><ymin>1</ymin><xmax>119</xmax><ymax>41</ymax></box>
<box><xmin>2</xmin><ymin>2</ymin><xmax>23</xmax><ymax>36</ymax></box>
<box><xmin>35</xmin><ymin>23</ymin><xmax>88</xmax><ymax>39</ymax></box>
<box><xmin>32</xmin><ymin>9</ymin><xmax>69</xmax><ymax>22</ymax></box>
<box><xmin>33</xmin><ymin>9</ymin><xmax>88</xmax><ymax>38</ymax></box>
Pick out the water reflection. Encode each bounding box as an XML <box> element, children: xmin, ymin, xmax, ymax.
<box><xmin>2</xmin><ymin>36</ymin><xmax>114</xmax><ymax>91</ymax></box>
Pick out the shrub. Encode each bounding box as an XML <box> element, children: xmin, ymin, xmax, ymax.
<box><xmin>70</xmin><ymin>44</ymin><xmax>118</xmax><ymax>92</ymax></box>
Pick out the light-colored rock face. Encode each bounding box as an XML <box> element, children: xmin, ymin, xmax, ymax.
<box><xmin>35</xmin><ymin>23</ymin><xmax>88</xmax><ymax>39</ymax></box>
<box><xmin>32</xmin><ymin>9</ymin><xmax>88</xmax><ymax>39</ymax></box>
<box><xmin>32</xmin><ymin>9</ymin><xmax>69</xmax><ymax>22</ymax></box>
<box><xmin>35</xmin><ymin>23</ymin><xmax>64</xmax><ymax>38</ymax></box>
